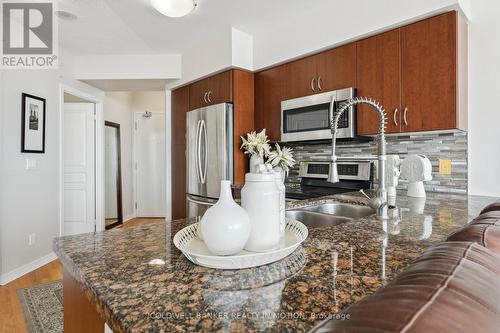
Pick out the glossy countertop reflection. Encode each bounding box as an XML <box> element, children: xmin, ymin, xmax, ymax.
<box><xmin>54</xmin><ymin>191</ymin><xmax>497</xmax><ymax>333</ymax></box>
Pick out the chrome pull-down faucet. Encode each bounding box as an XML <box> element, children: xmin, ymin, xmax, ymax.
<box><xmin>328</xmin><ymin>97</ymin><xmax>389</xmax><ymax>219</ymax></box>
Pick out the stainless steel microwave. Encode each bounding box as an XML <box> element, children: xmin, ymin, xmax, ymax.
<box><xmin>280</xmin><ymin>88</ymin><xmax>356</xmax><ymax>142</ymax></box>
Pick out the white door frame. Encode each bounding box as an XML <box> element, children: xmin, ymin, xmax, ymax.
<box><xmin>59</xmin><ymin>84</ymin><xmax>105</xmax><ymax>235</ymax></box>
<box><xmin>132</xmin><ymin>111</ymin><xmax>166</xmax><ymax>218</ymax></box>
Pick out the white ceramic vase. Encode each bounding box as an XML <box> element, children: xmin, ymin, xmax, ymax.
<box><xmin>249</xmin><ymin>154</ymin><xmax>264</xmax><ymax>173</ymax></box>
<box><xmin>200</xmin><ymin>180</ymin><xmax>251</xmax><ymax>256</ymax></box>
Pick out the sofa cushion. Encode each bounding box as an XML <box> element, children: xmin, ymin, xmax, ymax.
<box><xmin>480</xmin><ymin>200</ymin><xmax>500</xmax><ymax>215</ymax></box>
<box><xmin>309</xmin><ymin>242</ymin><xmax>500</xmax><ymax>333</ymax></box>
<box><xmin>447</xmin><ymin>215</ymin><xmax>500</xmax><ymax>255</ymax></box>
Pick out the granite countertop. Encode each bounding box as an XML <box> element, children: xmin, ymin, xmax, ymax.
<box><xmin>54</xmin><ymin>192</ymin><xmax>497</xmax><ymax>333</ymax></box>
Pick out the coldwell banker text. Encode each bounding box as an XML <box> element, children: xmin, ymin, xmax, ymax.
<box><xmin>1</xmin><ymin>1</ymin><xmax>58</xmax><ymax>69</ymax></box>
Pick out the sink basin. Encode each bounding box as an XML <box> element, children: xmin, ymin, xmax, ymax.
<box><xmin>285</xmin><ymin>210</ymin><xmax>352</xmax><ymax>228</ymax></box>
<box><xmin>286</xmin><ymin>203</ymin><xmax>375</xmax><ymax>228</ymax></box>
<box><xmin>302</xmin><ymin>203</ymin><xmax>375</xmax><ymax>219</ymax></box>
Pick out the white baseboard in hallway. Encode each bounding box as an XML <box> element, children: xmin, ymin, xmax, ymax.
<box><xmin>0</xmin><ymin>252</ymin><xmax>58</xmax><ymax>285</ymax></box>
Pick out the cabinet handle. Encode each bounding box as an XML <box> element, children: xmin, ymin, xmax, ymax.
<box><xmin>317</xmin><ymin>76</ymin><xmax>323</xmax><ymax>91</ymax></box>
<box><xmin>207</xmin><ymin>91</ymin><xmax>212</xmax><ymax>103</ymax></box>
<box><xmin>393</xmin><ymin>108</ymin><xmax>398</xmax><ymax>126</ymax></box>
<box><xmin>203</xmin><ymin>92</ymin><xmax>208</xmax><ymax>104</ymax></box>
<box><xmin>310</xmin><ymin>78</ymin><xmax>316</xmax><ymax>92</ymax></box>
<box><xmin>403</xmin><ymin>107</ymin><xmax>408</xmax><ymax>126</ymax></box>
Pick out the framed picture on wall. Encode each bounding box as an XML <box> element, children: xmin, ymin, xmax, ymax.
<box><xmin>21</xmin><ymin>93</ymin><xmax>46</xmax><ymax>153</ymax></box>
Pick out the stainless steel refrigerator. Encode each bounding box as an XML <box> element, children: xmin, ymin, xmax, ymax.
<box><xmin>186</xmin><ymin>103</ymin><xmax>233</xmax><ymax>218</ymax></box>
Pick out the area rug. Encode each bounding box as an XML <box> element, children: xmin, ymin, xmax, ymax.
<box><xmin>17</xmin><ymin>280</ymin><xmax>63</xmax><ymax>333</ymax></box>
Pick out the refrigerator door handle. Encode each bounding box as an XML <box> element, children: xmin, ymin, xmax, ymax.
<box><xmin>201</xmin><ymin>119</ymin><xmax>208</xmax><ymax>184</ymax></box>
<box><xmin>196</xmin><ymin>120</ymin><xmax>203</xmax><ymax>184</ymax></box>
<box><xmin>187</xmin><ymin>195</ymin><xmax>216</xmax><ymax>206</ymax></box>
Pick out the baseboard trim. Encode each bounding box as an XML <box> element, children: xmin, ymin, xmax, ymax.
<box><xmin>123</xmin><ymin>214</ymin><xmax>136</xmax><ymax>223</ymax></box>
<box><xmin>0</xmin><ymin>252</ymin><xmax>58</xmax><ymax>286</ymax></box>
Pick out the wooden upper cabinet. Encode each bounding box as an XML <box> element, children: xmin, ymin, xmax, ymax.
<box><xmin>317</xmin><ymin>42</ymin><xmax>356</xmax><ymax>92</ymax></box>
<box><xmin>189</xmin><ymin>78</ymin><xmax>210</xmax><ymax>110</ymax></box>
<box><xmin>206</xmin><ymin>71</ymin><xmax>232</xmax><ymax>105</ymax></box>
<box><xmin>189</xmin><ymin>71</ymin><xmax>232</xmax><ymax>110</ymax></box>
<box><xmin>357</xmin><ymin>30</ymin><xmax>401</xmax><ymax>135</ymax></box>
<box><xmin>401</xmin><ymin>11</ymin><xmax>457</xmax><ymax>132</ymax></box>
<box><xmin>254</xmin><ymin>65</ymin><xmax>287</xmax><ymax>141</ymax></box>
<box><xmin>283</xmin><ymin>55</ymin><xmax>318</xmax><ymax>99</ymax></box>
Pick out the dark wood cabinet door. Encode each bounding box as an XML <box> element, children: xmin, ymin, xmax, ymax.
<box><xmin>171</xmin><ymin>86</ymin><xmax>189</xmax><ymax>219</ymax></box>
<box><xmin>254</xmin><ymin>65</ymin><xmax>287</xmax><ymax>141</ymax></box>
<box><xmin>189</xmin><ymin>78</ymin><xmax>210</xmax><ymax>110</ymax></box>
<box><xmin>401</xmin><ymin>11</ymin><xmax>457</xmax><ymax>132</ymax></box>
<box><xmin>317</xmin><ymin>42</ymin><xmax>356</xmax><ymax>92</ymax></box>
<box><xmin>206</xmin><ymin>70</ymin><xmax>232</xmax><ymax>106</ymax></box>
<box><xmin>284</xmin><ymin>55</ymin><xmax>319</xmax><ymax>99</ymax></box>
<box><xmin>357</xmin><ymin>30</ymin><xmax>401</xmax><ymax>135</ymax></box>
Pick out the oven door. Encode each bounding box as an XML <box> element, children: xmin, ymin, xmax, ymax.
<box><xmin>280</xmin><ymin>88</ymin><xmax>355</xmax><ymax>142</ymax></box>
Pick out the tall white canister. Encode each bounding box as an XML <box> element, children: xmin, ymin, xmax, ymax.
<box><xmin>241</xmin><ymin>168</ymin><xmax>281</xmax><ymax>252</ymax></box>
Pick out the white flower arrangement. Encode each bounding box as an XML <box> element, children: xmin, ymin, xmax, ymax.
<box><xmin>240</xmin><ymin>129</ymin><xmax>271</xmax><ymax>158</ymax></box>
<box><xmin>267</xmin><ymin>143</ymin><xmax>296</xmax><ymax>175</ymax></box>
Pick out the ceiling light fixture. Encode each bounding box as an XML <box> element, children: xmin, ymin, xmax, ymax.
<box><xmin>151</xmin><ymin>0</ymin><xmax>197</xmax><ymax>18</ymax></box>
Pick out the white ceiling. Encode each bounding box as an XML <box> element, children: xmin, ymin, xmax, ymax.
<box><xmin>56</xmin><ymin>0</ymin><xmax>312</xmax><ymax>56</ymax></box>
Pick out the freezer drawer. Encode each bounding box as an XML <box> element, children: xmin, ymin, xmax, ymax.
<box><xmin>186</xmin><ymin>194</ymin><xmax>217</xmax><ymax>218</ymax></box>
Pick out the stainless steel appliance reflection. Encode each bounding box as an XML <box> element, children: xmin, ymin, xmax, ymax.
<box><xmin>186</xmin><ymin>103</ymin><xmax>233</xmax><ymax>218</ymax></box>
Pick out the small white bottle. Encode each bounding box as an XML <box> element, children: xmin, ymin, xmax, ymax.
<box><xmin>242</xmin><ymin>165</ymin><xmax>281</xmax><ymax>252</ymax></box>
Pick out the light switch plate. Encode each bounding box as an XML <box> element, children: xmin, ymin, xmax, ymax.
<box><xmin>439</xmin><ymin>159</ymin><xmax>452</xmax><ymax>175</ymax></box>
<box><xmin>25</xmin><ymin>158</ymin><xmax>37</xmax><ymax>170</ymax></box>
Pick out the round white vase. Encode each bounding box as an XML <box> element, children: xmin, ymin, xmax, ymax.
<box><xmin>249</xmin><ymin>154</ymin><xmax>264</xmax><ymax>173</ymax></box>
<box><xmin>200</xmin><ymin>180</ymin><xmax>251</xmax><ymax>256</ymax></box>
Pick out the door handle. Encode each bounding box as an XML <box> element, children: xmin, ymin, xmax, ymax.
<box><xmin>203</xmin><ymin>92</ymin><xmax>208</xmax><ymax>104</ymax></box>
<box><xmin>310</xmin><ymin>78</ymin><xmax>316</xmax><ymax>92</ymax></box>
<box><xmin>403</xmin><ymin>107</ymin><xmax>408</xmax><ymax>126</ymax></box>
<box><xmin>317</xmin><ymin>76</ymin><xmax>323</xmax><ymax>91</ymax></box>
<box><xmin>195</xmin><ymin>120</ymin><xmax>202</xmax><ymax>183</ymax></box>
<box><xmin>393</xmin><ymin>108</ymin><xmax>398</xmax><ymax>126</ymax></box>
<box><xmin>207</xmin><ymin>91</ymin><xmax>212</xmax><ymax>103</ymax></box>
<box><xmin>187</xmin><ymin>195</ymin><xmax>215</xmax><ymax>206</ymax></box>
<box><xmin>200</xmin><ymin>120</ymin><xmax>207</xmax><ymax>184</ymax></box>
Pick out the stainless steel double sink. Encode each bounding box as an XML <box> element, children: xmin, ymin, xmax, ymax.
<box><xmin>286</xmin><ymin>203</ymin><xmax>375</xmax><ymax>228</ymax></box>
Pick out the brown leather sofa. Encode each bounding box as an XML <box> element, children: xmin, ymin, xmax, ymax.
<box><xmin>309</xmin><ymin>201</ymin><xmax>500</xmax><ymax>333</ymax></box>
<box><xmin>479</xmin><ymin>200</ymin><xmax>500</xmax><ymax>215</ymax></box>
<box><xmin>447</xmin><ymin>212</ymin><xmax>500</xmax><ymax>255</ymax></box>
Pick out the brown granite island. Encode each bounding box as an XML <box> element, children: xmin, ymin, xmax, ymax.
<box><xmin>54</xmin><ymin>192</ymin><xmax>497</xmax><ymax>333</ymax></box>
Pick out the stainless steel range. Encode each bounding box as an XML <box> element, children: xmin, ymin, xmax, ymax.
<box><xmin>286</xmin><ymin>161</ymin><xmax>374</xmax><ymax>200</ymax></box>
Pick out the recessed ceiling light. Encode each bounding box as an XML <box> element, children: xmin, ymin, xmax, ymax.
<box><xmin>151</xmin><ymin>0</ymin><xmax>197</xmax><ymax>18</ymax></box>
<box><xmin>54</xmin><ymin>10</ymin><xmax>78</xmax><ymax>21</ymax></box>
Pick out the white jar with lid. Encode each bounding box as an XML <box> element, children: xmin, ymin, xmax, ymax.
<box><xmin>241</xmin><ymin>167</ymin><xmax>280</xmax><ymax>252</ymax></box>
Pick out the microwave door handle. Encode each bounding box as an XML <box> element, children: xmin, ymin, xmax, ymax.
<box><xmin>329</xmin><ymin>95</ymin><xmax>337</xmax><ymax>133</ymax></box>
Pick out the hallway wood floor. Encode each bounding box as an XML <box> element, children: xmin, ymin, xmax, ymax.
<box><xmin>0</xmin><ymin>218</ymin><xmax>165</xmax><ymax>333</ymax></box>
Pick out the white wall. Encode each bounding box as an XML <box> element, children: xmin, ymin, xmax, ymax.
<box><xmin>468</xmin><ymin>0</ymin><xmax>500</xmax><ymax>197</ymax></box>
<box><xmin>103</xmin><ymin>91</ymin><xmax>165</xmax><ymax>221</ymax></box>
<box><xmin>0</xmin><ymin>50</ymin><xmax>104</xmax><ymax>282</ymax></box>
<box><xmin>252</xmin><ymin>0</ymin><xmax>467</xmax><ymax>69</ymax></box>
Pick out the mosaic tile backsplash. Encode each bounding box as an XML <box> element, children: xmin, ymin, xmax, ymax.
<box><xmin>286</xmin><ymin>131</ymin><xmax>468</xmax><ymax>194</ymax></box>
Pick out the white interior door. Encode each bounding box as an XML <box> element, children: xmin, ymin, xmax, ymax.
<box><xmin>135</xmin><ymin>112</ymin><xmax>166</xmax><ymax>217</ymax></box>
<box><xmin>64</xmin><ymin>103</ymin><xmax>96</xmax><ymax>235</ymax></box>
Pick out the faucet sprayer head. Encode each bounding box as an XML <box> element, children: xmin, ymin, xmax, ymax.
<box><xmin>328</xmin><ymin>161</ymin><xmax>339</xmax><ymax>183</ymax></box>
